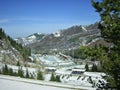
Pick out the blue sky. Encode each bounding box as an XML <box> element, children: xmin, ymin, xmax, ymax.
<box><xmin>0</xmin><ymin>0</ymin><xmax>100</xmax><ymax>38</ymax></box>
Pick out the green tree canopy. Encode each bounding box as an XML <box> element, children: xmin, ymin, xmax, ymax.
<box><xmin>92</xmin><ymin>0</ymin><xmax>120</xmax><ymax>89</ymax></box>
<box><xmin>92</xmin><ymin>0</ymin><xmax>120</xmax><ymax>46</ymax></box>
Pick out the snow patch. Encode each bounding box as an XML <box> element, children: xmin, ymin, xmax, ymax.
<box><xmin>82</xmin><ymin>26</ymin><xmax>87</xmax><ymax>31</ymax></box>
<box><xmin>28</xmin><ymin>35</ymin><xmax>36</xmax><ymax>39</ymax></box>
<box><xmin>53</xmin><ymin>31</ymin><xmax>61</xmax><ymax>37</ymax></box>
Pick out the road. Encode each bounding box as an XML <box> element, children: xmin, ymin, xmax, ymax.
<box><xmin>0</xmin><ymin>75</ymin><xmax>95</xmax><ymax>90</ymax></box>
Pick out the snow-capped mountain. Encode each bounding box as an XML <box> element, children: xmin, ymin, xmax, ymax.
<box><xmin>16</xmin><ymin>22</ymin><xmax>101</xmax><ymax>53</ymax></box>
<box><xmin>15</xmin><ymin>33</ymin><xmax>45</xmax><ymax>46</ymax></box>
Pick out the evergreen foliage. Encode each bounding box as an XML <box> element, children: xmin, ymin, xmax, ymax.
<box><xmin>37</xmin><ymin>70</ymin><xmax>44</xmax><ymax>80</ymax></box>
<box><xmin>0</xmin><ymin>69</ymin><xmax>1</xmax><ymax>74</ymax></box>
<box><xmin>50</xmin><ymin>73</ymin><xmax>61</xmax><ymax>82</ymax></box>
<box><xmin>72</xmin><ymin>46</ymin><xmax>88</xmax><ymax>59</ymax></box>
<box><xmin>0</xmin><ymin>28</ymin><xmax>31</xmax><ymax>61</ymax></box>
<box><xmin>2</xmin><ymin>64</ymin><xmax>8</xmax><ymax>75</ymax></box>
<box><xmin>73</xmin><ymin>45</ymin><xmax>105</xmax><ymax>61</ymax></box>
<box><xmin>50</xmin><ymin>73</ymin><xmax>56</xmax><ymax>81</ymax></box>
<box><xmin>1</xmin><ymin>64</ymin><xmax>14</xmax><ymax>76</ymax></box>
<box><xmin>91</xmin><ymin>64</ymin><xmax>98</xmax><ymax>72</ymax></box>
<box><xmin>12</xmin><ymin>72</ymin><xmax>17</xmax><ymax>76</ymax></box>
<box><xmin>0</xmin><ymin>64</ymin><xmax>35</xmax><ymax>79</ymax></box>
<box><xmin>17</xmin><ymin>61</ymin><xmax>20</xmax><ymax>66</ymax></box>
<box><xmin>92</xmin><ymin>0</ymin><xmax>120</xmax><ymax>89</ymax></box>
<box><xmin>25</xmin><ymin>69</ymin><xmax>29</xmax><ymax>78</ymax></box>
<box><xmin>8</xmin><ymin>68</ymin><xmax>13</xmax><ymax>76</ymax></box>
<box><xmin>92</xmin><ymin>0</ymin><xmax>120</xmax><ymax>46</ymax></box>
<box><xmin>0</xmin><ymin>28</ymin><xmax>7</xmax><ymax>39</ymax></box>
<box><xmin>85</xmin><ymin>63</ymin><xmax>89</xmax><ymax>71</ymax></box>
<box><xmin>4</xmin><ymin>64</ymin><xmax>8</xmax><ymax>75</ymax></box>
<box><xmin>56</xmin><ymin>75</ymin><xmax>61</xmax><ymax>82</ymax></box>
<box><xmin>18</xmin><ymin>66</ymin><xmax>24</xmax><ymax>78</ymax></box>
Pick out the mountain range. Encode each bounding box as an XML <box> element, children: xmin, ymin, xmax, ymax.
<box><xmin>16</xmin><ymin>22</ymin><xmax>101</xmax><ymax>53</ymax></box>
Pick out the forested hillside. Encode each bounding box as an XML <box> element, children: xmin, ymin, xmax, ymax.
<box><xmin>0</xmin><ymin>28</ymin><xmax>31</xmax><ymax>65</ymax></box>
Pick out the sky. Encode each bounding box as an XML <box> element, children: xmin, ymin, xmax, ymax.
<box><xmin>0</xmin><ymin>0</ymin><xmax>100</xmax><ymax>38</ymax></box>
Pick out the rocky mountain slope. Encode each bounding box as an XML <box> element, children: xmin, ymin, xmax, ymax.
<box><xmin>0</xmin><ymin>28</ymin><xmax>30</xmax><ymax>65</ymax></box>
<box><xmin>16</xmin><ymin>22</ymin><xmax>101</xmax><ymax>53</ymax></box>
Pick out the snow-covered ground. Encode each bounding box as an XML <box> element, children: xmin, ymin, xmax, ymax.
<box><xmin>0</xmin><ymin>62</ymin><xmax>106</xmax><ymax>89</ymax></box>
<box><xmin>0</xmin><ymin>53</ymin><xmax>107</xmax><ymax>89</ymax></box>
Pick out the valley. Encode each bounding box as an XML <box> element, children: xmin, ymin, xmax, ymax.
<box><xmin>0</xmin><ymin>24</ymin><xmax>108</xmax><ymax>89</ymax></box>
<box><xmin>0</xmin><ymin>0</ymin><xmax>119</xmax><ymax>89</ymax></box>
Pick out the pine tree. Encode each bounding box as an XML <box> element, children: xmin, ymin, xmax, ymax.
<box><xmin>17</xmin><ymin>61</ymin><xmax>20</xmax><ymax>66</ymax></box>
<box><xmin>92</xmin><ymin>0</ymin><xmax>120</xmax><ymax>89</ymax></box>
<box><xmin>25</xmin><ymin>69</ymin><xmax>29</xmax><ymax>78</ymax></box>
<box><xmin>5</xmin><ymin>64</ymin><xmax>8</xmax><ymax>75</ymax></box>
<box><xmin>85</xmin><ymin>63</ymin><xmax>89</xmax><ymax>71</ymax></box>
<box><xmin>92</xmin><ymin>0</ymin><xmax>120</xmax><ymax>46</ymax></box>
<box><xmin>0</xmin><ymin>69</ymin><xmax>1</xmax><ymax>74</ymax></box>
<box><xmin>56</xmin><ymin>75</ymin><xmax>61</xmax><ymax>82</ymax></box>
<box><xmin>91</xmin><ymin>64</ymin><xmax>97</xmax><ymax>72</ymax></box>
<box><xmin>13</xmin><ymin>72</ymin><xmax>17</xmax><ymax>76</ymax></box>
<box><xmin>2</xmin><ymin>64</ymin><xmax>9</xmax><ymax>75</ymax></box>
<box><xmin>2</xmin><ymin>67</ymin><xmax>5</xmax><ymax>75</ymax></box>
<box><xmin>18</xmin><ymin>67</ymin><xmax>24</xmax><ymax>77</ymax></box>
<box><xmin>8</xmin><ymin>68</ymin><xmax>13</xmax><ymax>76</ymax></box>
<box><xmin>0</xmin><ymin>28</ymin><xmax>6</xmax><ymax>39</ymax></box>
<box><xmin>37</xmin><ymin>70</ymin><xmax>44</xmax><ymax>80</ymax></box>
<box><xmin>50</xmin><ymin>73</ymin><xmax>56</xmax><ymax>81</ymax></box>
